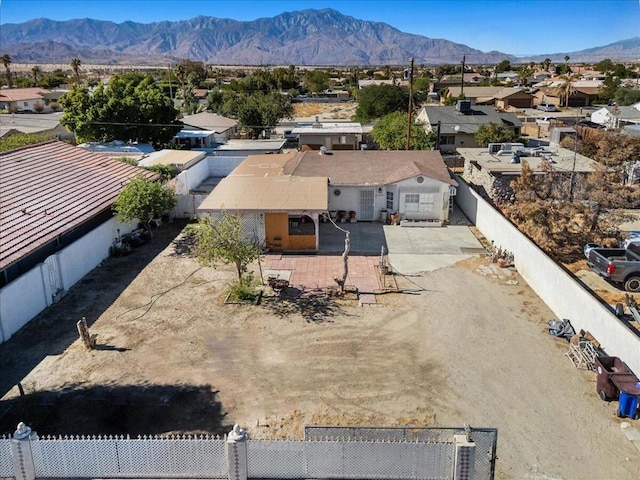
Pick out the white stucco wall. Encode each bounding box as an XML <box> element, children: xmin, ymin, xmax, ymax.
<box><xmin>455</xmin><ymin>175</ymin><xmax>640</xmax><ymax>374</ymax></box>
<box><xmin>0</xmin><ymin>267</ymin><xmax>47</xmax><ymax>342</ymax></box>
<box><xmin>0</xmin><ymin>216</ymin><xmax>135</xmax><ymax>344</ymax></box>
<box><xmin>207</xmin><ymin>155</ymin><xmax>246</xmax><ymax>176</ymax></box>
<box><xmin>174</xmin><ymin>159</ymin><xmax>210</xmax><ymax>195</ymax></box>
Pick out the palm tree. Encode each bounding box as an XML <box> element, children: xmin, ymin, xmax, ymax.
<box><xmin>70</xmin><ymin>57</ymin><xmax>81</xmax><ymax>83</ymax></box>
<box><xmin>1</xmin><ymin>53</ymin><xmax>13</xmax><ymax>88</ymax></box>
<box><xmin>31</xmin><ymin>65</ymin><xmax>41</xmax><ymax>86</ymax></box>
<box><xmin>542</xmin><ymin>58</ymin><xmax>551</xmax><ymax>72</ymax></box>
<box><xmin>564</xmin><ymin>55</ymin><xmax>570</xmax><ymax>64</ymax></box>
<box><xmin>558</xmin><ymin>73</ymin><xmax>578</xmax><ymax>107</ymax></box>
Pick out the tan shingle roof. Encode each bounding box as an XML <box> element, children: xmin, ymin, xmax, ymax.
<box><xmin>284</xmin><ymin>150</ymin><xmax>457</xmax><ymax>187</ymax></box>
<box><xmin>0</xmin><ymin>141</ymin><xmax>157</xmax><ymax>269</ymax></box>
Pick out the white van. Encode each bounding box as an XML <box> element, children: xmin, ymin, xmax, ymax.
<box><xmin>537</xmin><ymin>103</ymin><xmax>556</xmax><ymax>112</ymax></box>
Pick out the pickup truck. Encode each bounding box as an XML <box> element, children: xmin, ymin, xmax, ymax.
<box><xmin>586</xmin><ymin>243</ymin><xmax>640</xmax><ymax>292</ymax></box>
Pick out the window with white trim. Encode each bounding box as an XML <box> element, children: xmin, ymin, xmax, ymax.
<box><xmin>405</xmin><ymin>193</ymin><xmax>420</xmax><ymax>212</ymax></box>
<box><xmin>404</xmin><ymin>193</ymin><xmax>435</xmax><ymax>213</ymax></box>
<box><xmin>386</xmin><ymin>191</ymin><xmax>394</xmax><ymax>210</ymax></box>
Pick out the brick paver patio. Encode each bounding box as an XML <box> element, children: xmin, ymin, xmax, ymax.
<box><xmin>263</xmin><ymin>254</ymin><xmax>381</xmax><ymax>294</ymax></box>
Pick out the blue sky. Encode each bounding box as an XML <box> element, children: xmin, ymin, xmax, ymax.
<box><xmin>1</xmin><ymin>0</ymin><xmax>638</xmax><ymax>55</ymax></box>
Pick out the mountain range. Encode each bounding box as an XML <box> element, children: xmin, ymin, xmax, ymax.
<box><xmin>1</xmin><ymin>9</ymin><xmax>639</xmax><ymax>66</ymax></box>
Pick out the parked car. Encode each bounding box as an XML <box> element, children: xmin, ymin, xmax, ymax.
<box><xmin>537</xmin><ymin>103</ymin><xmax>557</xmax><ymax>112</ymax></box>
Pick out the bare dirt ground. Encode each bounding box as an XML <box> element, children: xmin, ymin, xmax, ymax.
<box><xmin>1</xmin><ymin>221</ymin><xmax>640</xmax><ymax>479</ymax></box>
<box><xmin>292</xmin><ymin>101</ymin><xmax>357</xmax><ymax>120</ymax></box>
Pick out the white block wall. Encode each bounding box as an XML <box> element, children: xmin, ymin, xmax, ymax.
<box><xmin>455</xmin><ymin>175</ymin><xmax>640</xmax><ymax>374</ymax></box>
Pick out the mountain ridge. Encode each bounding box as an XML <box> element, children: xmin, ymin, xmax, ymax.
<box><xmin>1</xmin><ymin>9</ymin><xmax>638</xmax><ymax>65</ymax></box>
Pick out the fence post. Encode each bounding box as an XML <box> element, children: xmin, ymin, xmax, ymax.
<box><xmin>10</xmin><ymin>422</ymin><xmax>36</xmax><ymax>480</ymax></box>
<box><xmin>453</xmin><ymin>433</ymin><xmax>476</xmax><ymax>480</ymax></box>
<box><xmin>226</xmin><ymin>424</ymin><xmax>248</xmax><ymax>480</ymax></box>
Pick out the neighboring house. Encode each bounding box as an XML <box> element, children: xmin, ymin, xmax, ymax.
<box><xmin>0</xmin><ymin>87</ymin><xmax>51</xmax><ymax>112</ymax></box>
<box><xmin>493</xmin><ymin>87</ymin><xmax>535</xmax><ymax>110</ymax></box>
<box><xmin>590</xmin><ymin>105</ymin><xmax>640</xmax><ymax>129</ymax></box>
<box><xmin>0</xmin><ymin>111</ymin><xmax>71</xmax><ymax>138</ymax></box>
<box><xmin>533</xmin><ymin>80</ymin><xmax>601</xmax><ymax>108</ymax></box>
<box><xmin>415</xmin><ymin>102</ymin><xmax>522</xmax><ymax>153</ymax></box>
<box><xmin>292</xmin><ymin>119</ymin><xmax>364</xmax><ymax>150</ymax></box>
<box><xmin>177</xmin><ymin>112</ymin><xmax>238</xmax><ymax>147</ymax></box>
<box><xmin>197</xmin><ymin>150</ymin><xmax>457</xmax><ymax>251</ymax></box>
<box><xmin>434</xmin><ymin>73</ymin><xmax>487</xmax><ymax>91</ymax></box>
<box><xmin>460</xmin><ymin>145</ymin><xmax>598</xmax><ymax>202</ymax></box>
<box><xmin>445</xmin><ymin>87</ymin><xmax>534</xmax><ymax>110</ymax></box>
<box><xmin>445</xmin><ymin>86</ymin><xmax>503</xmax><ymax>105</ymax></box>
<box><xmin>494</xmin><ymin>72</ymin><xmax>520</xmax><ymax>84</ymax></box>
<box><xmin>0</xmin><ymin>141</ymin><xmax>157</xmax><ymax>343</ymax></box>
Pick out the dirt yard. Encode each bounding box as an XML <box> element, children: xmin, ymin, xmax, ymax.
<box><xmin>1</xmin><ymin>220</ymin><xmax>639</xmax><ymax>479</ymax></box>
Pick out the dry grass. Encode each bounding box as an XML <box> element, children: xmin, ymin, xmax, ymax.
<box><xmin>293</xmin><ymin>102</ymin><xmax>356</xmax><ymax>120</ymax></box>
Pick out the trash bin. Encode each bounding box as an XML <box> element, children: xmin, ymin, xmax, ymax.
<box><xmin>595</xmin><ymin>356</ymin><xmax>633</xmax><ymax>401</ymax></box>
<box><xmin>618</xmin><ymin>391</ymin><xmax>639</xmax><ymax>419</ymax></box>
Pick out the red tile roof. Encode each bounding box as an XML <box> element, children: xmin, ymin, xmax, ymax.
<box><xmin>0</xmin><ymin>141</ymin><xmax>157</xmax><ymax>270</ymax></box>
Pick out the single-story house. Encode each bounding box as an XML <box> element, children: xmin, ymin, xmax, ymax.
<box><xmin>493</xmin><ymin>88</ymin><xmax>535</xmax><ymax>110</ymax></box>
<box><xmin>0</xmin><ymin>141</ymin><xmax>157</xmax><ymax>342</ymax></box>
<box><xmin>292</xmin><ymin>119</ymin><xmax>364</xmax><ymax>150</ymax></box>
<box><xmin>197</xmin><ymin>150</ymin><xmax>457</xmax><ymax>251</ymax></box>
<box><xmin>197</xmin><ymin>153</ymin><xmax>328</xmax><ymax>251</ymax></box>
<box><xmin>460</xmin><ymin>145</ymin><xmax>598</xmax><ymax>202</ymax></box>
<box><xmin>0</xmin><ymin>111</ymin><xmax>71</xmax><ymax>138</ymax></box>
<box><xmin>288</xmin><ymin>150</ymin><xmax>458</xmax><ymax>226</ymax></box>
<box><xmin>177</xmin><ymin>112</ymin><xmax>238</xmax><ymax>147</ymax></box>
<box><xmin>445</xmin><ymin>86</ymin><xmax>504</xmax><ymax>105</ymax></box>
<box><xmin>590</xmin><ymin>105</ymin><xmax>640</xmax><ymax>129</ymax></box>
<box><xmin>415</xmin><ymin>102</ymin><xmax>522</xmax><ymax>153</ymax></box>
<box><xmin>0</xmin><ymin>88</ymin><xmax>52</xmax><ymax>112</ymax></box>
<box><xmin>434</xmin><ymin>73</ymin><xmax>487</xmax><ymax>91</ymax></box>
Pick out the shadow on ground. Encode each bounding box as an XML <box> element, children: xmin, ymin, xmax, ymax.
<box><xmin>260</xmin><ymin>287</ymin><xmax>349</xmax><ymax>323</ymax></box>
<box><xmin>0</xmin><ymin>221</ymin><xmax>188</xmax><ymax>399</ymax></box>
<box><xmin>0</xmin><ymin>383</ymin><xmax>230</xmax><ymax>436</ymax></box>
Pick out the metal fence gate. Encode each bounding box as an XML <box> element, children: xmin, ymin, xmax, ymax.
<box><xmin>305</xmin><ymin>426</ymin><xmax>498</xmax><ymax>480</ymax></box>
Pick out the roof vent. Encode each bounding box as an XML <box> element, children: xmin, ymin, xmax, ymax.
<box><xmin>320</xmin><ymin>146</ymin><xmax>327</xmax><ymax>155</ymax></box>
<box><xmin>312</xmin><ymin>116</ymin><xmax>322</xmax><ymax>128</ymax></box>
<box><xmin>456</xmin><ymin>100</ymin><xmax>471</xmax><ymax>113</ymax></box>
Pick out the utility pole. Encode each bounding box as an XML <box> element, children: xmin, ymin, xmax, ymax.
<box><xmin>406</xmin><ymin>57</ymin><xmax>415</xmax><ymax>150</ymax></box>
<box><xmin>460</xmin><ymin>55</ymin><xmax>466</xmax><ymax>98</ymax></box>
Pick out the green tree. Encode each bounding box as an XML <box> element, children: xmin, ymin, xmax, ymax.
<box><xmin>372</xmin><ymin>112</ymin><xmax>435</xmax><ymax>150</ymax></box>
<box><xmin>189</xmin><ymin>211</ymin><xmax>262</xmax><ymax>281</ymax></box>
<box><xmin>221</xmin><ymin>91</ymin><xmax>292</xmax><ymax>138</ymax></box>
<box><xmin>354</xmin><ymin>84</ymin><xmax>408</xmax><ymax>123</ymax></box>
<box><xmin>0</xmin><ymin>132</ymin><xmax>56</xmax><ymax>152</ymax></box>
<box><xmin>614</xmin><ymin>88</ymin><xmax>640</xmax><ymax>106</ymax></box>
<box><xmin>113</xmin><ymin>176</ymin><xmax>177</xmax><ymax>238</ymax></box>
<box><xmin>1</xmin><ymin>53</ymin><xmax>12</xmax><ymax>88</ymax></box>
<box><xmin>495</xmin><ymin>60</ymin><xmax>512</xmax><ymax>73</ymax></box>
<box><xmin>541</xmin><ymin>58</ymin><xmax>552</xmax><ymax>72</ymax></box>
<box><xmin>60</xmin><ymin>74</ymin><xmax>182</xmax><ymax>144</ymax></box>
<box><xmin>303</xmin><ymin>70</ymin><xmax>330</xmax><ymax>93</ymax></box>
<box><xmin>474</xmin><ymin>123</ymin><xmax>520</xmax><ymax>147</ymax></box>
<box><xmin>70</xmin><ymin>58</ymin><xmax>81</xmax><ymax>83</ymax></box>
<box><xmin>31</xmin><ymin>65</ymin><xmax>41</xmax><ymax>86</ymax></box>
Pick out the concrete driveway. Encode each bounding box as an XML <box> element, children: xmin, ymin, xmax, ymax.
<box><xmin>385</xmin><ymin>222</ymin><xmax>485</xmax><ymax>275</ymax></box>
<box><xmin>318</xmin><ymin>208</ymin><xmax>485</xmax><ymax>275</ymax></box>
